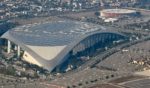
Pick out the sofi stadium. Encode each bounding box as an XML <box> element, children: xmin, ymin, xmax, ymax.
<box><xmin>1</xmin><ymin>20</ymin><xmax>127</xmax><ymax>72</ymax></box>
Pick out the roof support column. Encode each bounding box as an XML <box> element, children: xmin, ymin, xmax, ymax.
<box><xmin>17</xmin><ymin>46</ymin><xmax>20</xmax><ymax>57</ymax></box>
<box><xmin>7</xmin><ymin>40</ymin><xmax>11</xmax><ymax>54</ymax></box>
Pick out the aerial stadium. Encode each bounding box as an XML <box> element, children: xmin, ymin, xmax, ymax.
<box><xmin>100</xmin><ymin>9</ymin><xmax>137</xmax><ymax>18</ymax></box>
<box><xmin>1</xmin><ymin>20</ymin><xmax>127</xmax><ymax>72</ymax></box>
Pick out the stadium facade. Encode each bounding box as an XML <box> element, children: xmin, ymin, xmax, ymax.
<box><xmin>100</xmin><ymin>9</ymin><xmax>137</xmax><ymax>18</ymax></box>
<box><xmin>1</xmin><ymin>20</ymin><xmax>126</xmax><ymax>72</ymax></box>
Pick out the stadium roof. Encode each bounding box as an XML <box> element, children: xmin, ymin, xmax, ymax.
<box><xmin>1</xmin><ymin>20</ymin><xmax>124</xmax><ymax>72</ymax></box>
<box><xmin>7</xmin><ymin>20</ymin><xmax>105</xmax><ymax>46</ymax></box>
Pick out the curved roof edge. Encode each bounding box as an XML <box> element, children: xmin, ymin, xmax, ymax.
<box><xmin>44</xmin><ymin>31</ymin><xmax>127</xmax><ymax>72</ymax></box>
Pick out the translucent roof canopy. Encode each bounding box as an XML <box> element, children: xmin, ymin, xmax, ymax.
<box><xmin>9</xmin><ymin>20</ymin><xmax>104</xmax><ymax>46</ymax></box>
